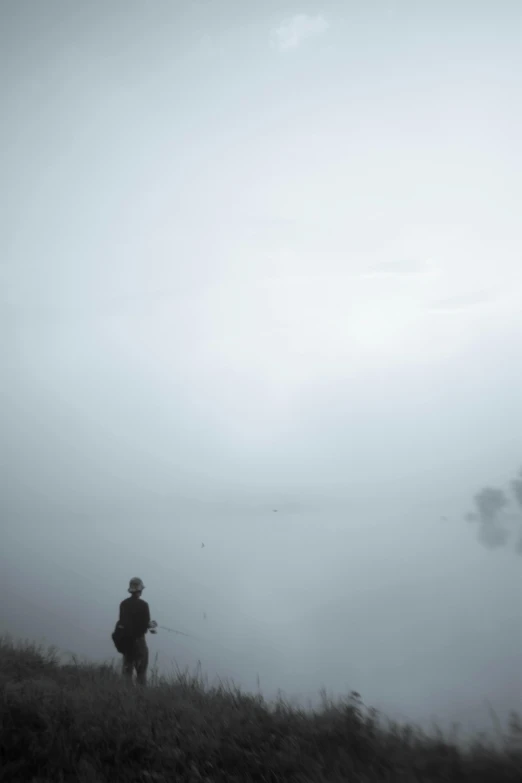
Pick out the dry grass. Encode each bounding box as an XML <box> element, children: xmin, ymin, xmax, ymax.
<box><xmin>1</xmin><ymin>634</ymin><xmax>521</xmax><ymax>782</ymax></box>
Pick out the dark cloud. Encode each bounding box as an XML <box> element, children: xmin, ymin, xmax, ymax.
<box><xmin>511</xmin><ymin>470</ymin><xmax>522</xmax><ymax>509</ymax></box>
<box><xmin>466</xmin><ymin>476</ymin><xmax>522</xmax><ymax>554</ymax></box>
<box><xmin>474</xmin><ymin>487</ymin><xmax>508</xmax><ymax>523</ymax></box>
<box><xmin>477</xmin><ymin>521</ymin><xmax>510</xmax><ymax>549</ymax></box>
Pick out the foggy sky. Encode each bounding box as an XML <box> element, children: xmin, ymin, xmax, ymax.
<box><xmin>2</xmin><ymin>0</ymin><xmax>522</xmax><ymax>739</ymax></box>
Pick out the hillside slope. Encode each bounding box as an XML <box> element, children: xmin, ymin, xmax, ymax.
<box><xmin>1</xmin><ymin>636</ymin><xmax>521</xmax><ymax>782</ymax></box>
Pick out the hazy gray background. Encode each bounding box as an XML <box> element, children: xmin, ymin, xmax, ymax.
<box><xmin>2</xmin><ymin>0</ymin><xmax>521</xmax><ymax>738</ymax></box>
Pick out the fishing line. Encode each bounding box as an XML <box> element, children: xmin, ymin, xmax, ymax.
<box><xmin>156</xmin><ymin>623</ymin><xmax>253</xmax><ymax>661</ymax></box>
<box><xmin>157</xmin><ymin>624</ymin><xmax>203</xmax><ymax>641</ymax></box>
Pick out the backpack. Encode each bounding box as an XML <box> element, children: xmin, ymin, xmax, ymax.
<box><xmin>111</xmin><ymin>622</ymin><xmax>134</xmax><ymax>654</ymax></box>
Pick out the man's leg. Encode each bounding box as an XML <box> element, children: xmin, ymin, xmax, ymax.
<box><xmin>135</xmin><ymin>638</ymin><xmax>149</xmax><ymax>686</ymax></box>
<box><xmin>122</xmin><ymin>643</ymin><xmax>136</xmax><ymax>683</ymax></box>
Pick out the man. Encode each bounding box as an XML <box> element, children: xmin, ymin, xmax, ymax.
<box><xmin>118</xmin><ymin>577</ymin><xmax>156</xmax><ymax>686</ymax></box>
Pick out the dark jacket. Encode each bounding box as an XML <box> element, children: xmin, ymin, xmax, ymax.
<box><xmin>119</xmin><ymin>596</ymin><xmax>151</xmax><ymax>640</ymax></box>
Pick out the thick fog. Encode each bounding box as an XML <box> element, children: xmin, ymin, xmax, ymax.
<box><xmin>2</xmin><ymin>0</ymin><xmax>521</xmax><ymax>739</ymax></box>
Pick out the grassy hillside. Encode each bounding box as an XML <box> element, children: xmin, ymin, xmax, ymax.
<box><xmin>1</xmin><ymin>636</ymin><xmax>521</xmax><ymax>783</ymax></box>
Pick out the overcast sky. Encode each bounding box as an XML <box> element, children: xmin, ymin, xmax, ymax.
<box><xmin>2</xmin><ymin>0</ymin><xmax>521</xmax><ymax>739</ymax></box>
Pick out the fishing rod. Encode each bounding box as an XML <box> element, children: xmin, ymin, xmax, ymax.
<box><xmin>153</xmin><ymin>622</ymin><xmax>248</xmax><ymax>660</ymax></box>
<box><xmin>157</xmin><ymin>624</ymin><xmax>204</xmax><ymax>642</ymax></box>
